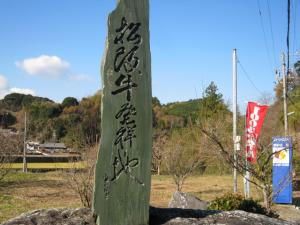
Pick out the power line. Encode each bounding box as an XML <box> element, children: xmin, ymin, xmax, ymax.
<box><xmin>294</xmin><ymin>0</ymin><xmax>300</xmax><ymax>52</ymax></box>
<box><xmin>287</xmin><ymin>0</ymin><xmax>291</xmax><ymax>72</ymax></box>
<box><xmin>256</xmin><ymin>0</ymin><xmax>274</xmax><ymax>73</ymax></box>
<box><xmin>266</xmin><ymin>0</ymin><xmax>277</xmax><ymax>66</ymax></box>
<box><xmin>237</xmin><ymin>59</ymin><xmax>264</xmax><ymax>96</ymax></box>
<box><xmin>292</xmin><ymin>0</ymin><xmax>298</xmax><ymax>54</ymax></box>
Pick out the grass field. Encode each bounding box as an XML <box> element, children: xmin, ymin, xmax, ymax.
<box><xmin>150</xmin><ymin>174</ymin><xmax>261</xmax><ymax>207</ymax></box>
<box><xmin>0</xmin><ymin>172</ymin><xmax>299</xmax><ymax>223</ymax></box>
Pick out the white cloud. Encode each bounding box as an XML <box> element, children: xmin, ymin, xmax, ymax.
<box><xmin>0</xmin><ymin>74</ymin><xmax>35</xmax><ymax>99</ymax></box>
<box><xmin>69</xmin><ymin>74</ymin><xmax>92</xmax><ymax>81</ymax></box>
<box><xmin>16</xmin><ymin>55</ymin><xmax>70</xmax><ymax>77</ymax></box>
<box><xmin>9</xmin><ymin>87</ymin><xmax>35</xmax><ymax>96</ymax></box>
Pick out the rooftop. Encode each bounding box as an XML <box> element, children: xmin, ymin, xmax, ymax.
<box><xmin>39</xmin><ymin>143</ymin><xmax>67</xmax><ymax>149</ymax></box>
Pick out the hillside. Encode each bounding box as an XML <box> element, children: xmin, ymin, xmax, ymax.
<box><xmin>0</xmin><ymin>93</ymin><xmax>101</xmax><ymax>150</ymax></box>
<box><xmin>0</xmin><ymin>93</ymin><xmax>53</xmax><ymax>112</ymax></box>
<box><xmin>2</xmin><ymin>79</ymin><xmax>299</xmax><ymax>154</ymax></box>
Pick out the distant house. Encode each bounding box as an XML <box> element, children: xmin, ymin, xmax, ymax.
<box><xmin>0</xmin><ymin>128</ymin><xmax>18</xmax><ymax>136</ymax></box>
<box><xmin>26</xmin><ymin>141</ymin><xmax>40</xmax><ymax>154</ymax></box>
<box><xmin>38</xmin><ymin>143</ymin><xmax>68</xmax><ymax>154</ymax></box>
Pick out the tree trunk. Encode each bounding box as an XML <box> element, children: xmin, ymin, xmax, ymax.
<box><xmin>262</xmin><ymin>185</ymin><xmax>271</xmax><ymax>213</ymax></box>
<box><xmin>176</xmin><ymin>181</ymin><xmax>180</xmax><ymax>191</ymax></box>
<box><xmin>157</xmin><ymin>165</ymin><xmax>160</xmax><ymax>176</ymax></box>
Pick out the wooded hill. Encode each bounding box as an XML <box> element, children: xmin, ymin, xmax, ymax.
<box><xmin>0</xmin><ymin>92</ymin><xmax>101</xmax><ymax>149</ymax></box>
<box><xmin>1</xmin><ymin>77</ymin><xmax>300</xmax><ymax>177</ymax></box>
<box><xmin>0</xmin><ymin>79</ymin><xmax>299</xmax><ymax>157</ymax></box>
<box><xmin>0</xmin><ymin>82</ymin><xmax>229</xmax><ymax>148</ymax></box>
<box><xmin>0</xmin><ymin>81</ymin><xmax>299</xmax><ymax>138</ymax></box>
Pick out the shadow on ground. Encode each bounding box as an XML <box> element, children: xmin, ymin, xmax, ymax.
<box><xmin>149</xmin><ymin>207</ymin><xmax>219</xmax><ymax>225</ymax></box>
<box><xmin>293</xmin><ymin>197</ymin><xmax>300</xmax><ymax>207</ymax></box>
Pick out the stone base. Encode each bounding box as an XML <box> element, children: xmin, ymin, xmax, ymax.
<box><xmin>1</xmin><ymin>207</ymin><xmax>300</xmax><ymax>225</ymax></box>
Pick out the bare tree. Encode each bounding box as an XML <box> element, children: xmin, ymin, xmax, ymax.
<box><xmin>257</xmin><ymin>92</ymin><xmax>274</xmax><ymax>105</ymax></box>
<box><xmin>0</xmin><ymin>133</ymin><xmax>22</xmax><ymax>184</ymax></box>
<box><xmin>199</xmin><ymin>115</ymin><xmax>289</xmax><ymax>213</ymax></box>
<box><xmin>67</xmin><ymin>145</ymin><xmax>98</xmax><ymax>208</ymax></box>
<box><xmin>164</xmin><ymin>125</ymin><xmax>215</xmax><ymax>191</ymax></box>
<box><xmin>152</xmin><ymin>129</ymin><xmax>168</xmax><ymax>175</ymax></box>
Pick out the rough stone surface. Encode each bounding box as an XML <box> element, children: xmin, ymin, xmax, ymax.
<box><xmin>93</xmin><ymin>0</ymin><xmax>152</xmax><ymax>225</ymax></box>
<box><xmin>2</xmin><ymin>207</ymin><xmax>300</xmax><ymax>225</ymax></box>
<box><xmin>168</xmin><ymin>192</ymin><xmax>208</xmax><ymax>210</ymax></box>
<box><xmin>1</xmin><ymin>208</ymin><xmax>95</xmax><ymax>225</ymax></box>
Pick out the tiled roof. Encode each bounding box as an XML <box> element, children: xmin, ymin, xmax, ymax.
<box><xmin>39</xmin><ymin>143</ymin><xmax>66</xmax><ymax>149</ymax></box>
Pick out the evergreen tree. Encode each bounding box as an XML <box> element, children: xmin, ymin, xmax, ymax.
<box><xmin>61</xmin><ymin>97</ymin><xmax>79</xmax><ymax>109</ymax></box>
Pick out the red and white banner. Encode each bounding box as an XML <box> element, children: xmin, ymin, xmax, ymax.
<box><xmin>246</xmin><ymin>102</ymin><xmax>268</xmax><ymax>163</ymax></box>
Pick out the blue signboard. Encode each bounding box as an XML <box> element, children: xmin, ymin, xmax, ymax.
<box><xmin>272</xmin><ymin>137</ymin><xmax>293</xmax><ymax>204</ymax></box>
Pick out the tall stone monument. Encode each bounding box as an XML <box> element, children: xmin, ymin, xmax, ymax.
<box><xmin>93</xmin><ymin>1</ymin><xmax>152</xmax><ymax>225</ymax></box>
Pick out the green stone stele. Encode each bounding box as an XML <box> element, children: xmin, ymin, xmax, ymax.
<box><xmin>93</xmin><ymin>0</ymin><xmax>152</xmax><ymax>225</ymax></box>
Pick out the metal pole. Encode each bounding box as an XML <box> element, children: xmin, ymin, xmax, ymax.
<box><xmin>23</xmin><ymin>111</ymin><xmax>27</xmax><ymax>173</ymax></box>
<box><xmin>245</xmin><ymin>163</ymin><xmax>250</xmax><ymax>198</ymax></box>
<box><xmin>233</xmin><ymin>49</ymin><xmax>238</xmax><ymax>193</ymax></box>
<box><xmin>243</xmin><ymin>111</ymin><xmax>250</xmax><ymax>198</ymax></box>
<box><xmin>282</xmin><ymin>53</ymin><xmax>288</xmax><ymax>136</ymax></box>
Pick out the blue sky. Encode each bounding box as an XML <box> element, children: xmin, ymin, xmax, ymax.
<box><xmin>0</xmin><ymin>0</ymin><xmax>299</xmax><ymax>111</ymax></box>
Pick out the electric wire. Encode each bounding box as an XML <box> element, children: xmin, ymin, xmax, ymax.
<box><xmin>287</xmin><ymin>0</ymin><xmax>291</xmax><ymax>72</ymax></box>
<box><xmin>237</xmin><ymin>59</ymin><xmax>265</xmax><ymax>96</ymax></box>
<box><xmin>256</xmin><ymin>0</ymin><xmax>274</xmax><ymax>73</ymax></box>
<box><xmin>266</xmin><ymin>0</ymin><xmax>277</xmax><ymax>66</ymax></box>
<box><xmin>292</xmin><ymin>0</ymin><xmax>298</xmax><ymax>55</ymax></box>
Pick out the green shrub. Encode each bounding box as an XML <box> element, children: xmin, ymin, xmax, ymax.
<box><xmin>208</xmin><ymin>193</ymin><xmax>243</xmax><ymax>211</ymax></box>
<box><xmin>208</xmin><ymin>193</ymin><xmax>277</xmax><ymax>217</ymax></box>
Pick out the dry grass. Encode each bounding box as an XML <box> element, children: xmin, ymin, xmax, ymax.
<box><xmin>2</xmin><ymin>162</ymin><xmax>86</xmax><ymax>169</ymax></box>
<box><xmin>0</xmin><ymin>172</ymin><xmax>299</xmax><ymax>223</ymax></box>
<box><xmin>151</xmin><ymin>175</ymin><xmax>300</xmax><ymax>221</ymax></box>
<box><xmin>150</xmin><ymin>175</ymin><xmax>262</xmax><ymax>207</ymax></box>
<box><xmin>0</xmin><ymin>172</ymin><xmax>81</xmax><ymax>222</ymax></box>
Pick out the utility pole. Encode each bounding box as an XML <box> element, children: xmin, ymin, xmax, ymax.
<box><xmin>23</xmin><ymin>111</ymin><xmax>27</xmax><ymax>173</ymax></box>
<box><xmin>245</xmin><ymin>163</ymin><xmax>250</xmax><ymax>198</ymax></box>
<box><xmin>232</xmin><ymin>49</ymin><xmax>238</xmax><ymax>193</ymax></box>
<box><xmin>282</xmin><ymin>53</ymin><xmax>288</xmax><ymax>136</ymax></box>
<box><xmin>244</xmin><ymin>112</ymin><xmax>250</xmax><ymax>198</ymax></box>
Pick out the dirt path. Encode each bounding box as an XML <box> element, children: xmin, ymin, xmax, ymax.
<box><xmin>274</xmin><ymin>191</ymin><xmax>300</xmax><ymax>222</ymax></box>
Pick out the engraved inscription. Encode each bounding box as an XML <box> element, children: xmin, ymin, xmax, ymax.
<box><xmin>114</xmin><ymin>17</ymin><xmax>141</xmax><ymax>45</ymax></box>
<box><xmin>104</xmin><ymin>17</ymin><xmax>144</xmax><ymax>199</ymax></box>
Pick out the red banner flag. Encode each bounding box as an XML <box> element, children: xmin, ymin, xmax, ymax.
<box><xmin>246</xmin><ymin>102</ymin><xmax>268</xmax><ymax>163</ymax></box>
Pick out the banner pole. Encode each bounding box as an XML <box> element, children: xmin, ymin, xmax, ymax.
<box><xmin>232</xmin><ymin>49</ymin><xmax>238</xmax><ymax>193</ymax></box>
<box><xmin>244</xmin><ymin>106</ymin><xmax>248</xmax><ymax>198</ymax></box>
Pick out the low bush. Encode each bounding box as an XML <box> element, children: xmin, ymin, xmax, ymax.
<box><xmin>208</xmin><ymin>193</ymin><xmax>278</xmax><ymax>218</ymax></box>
